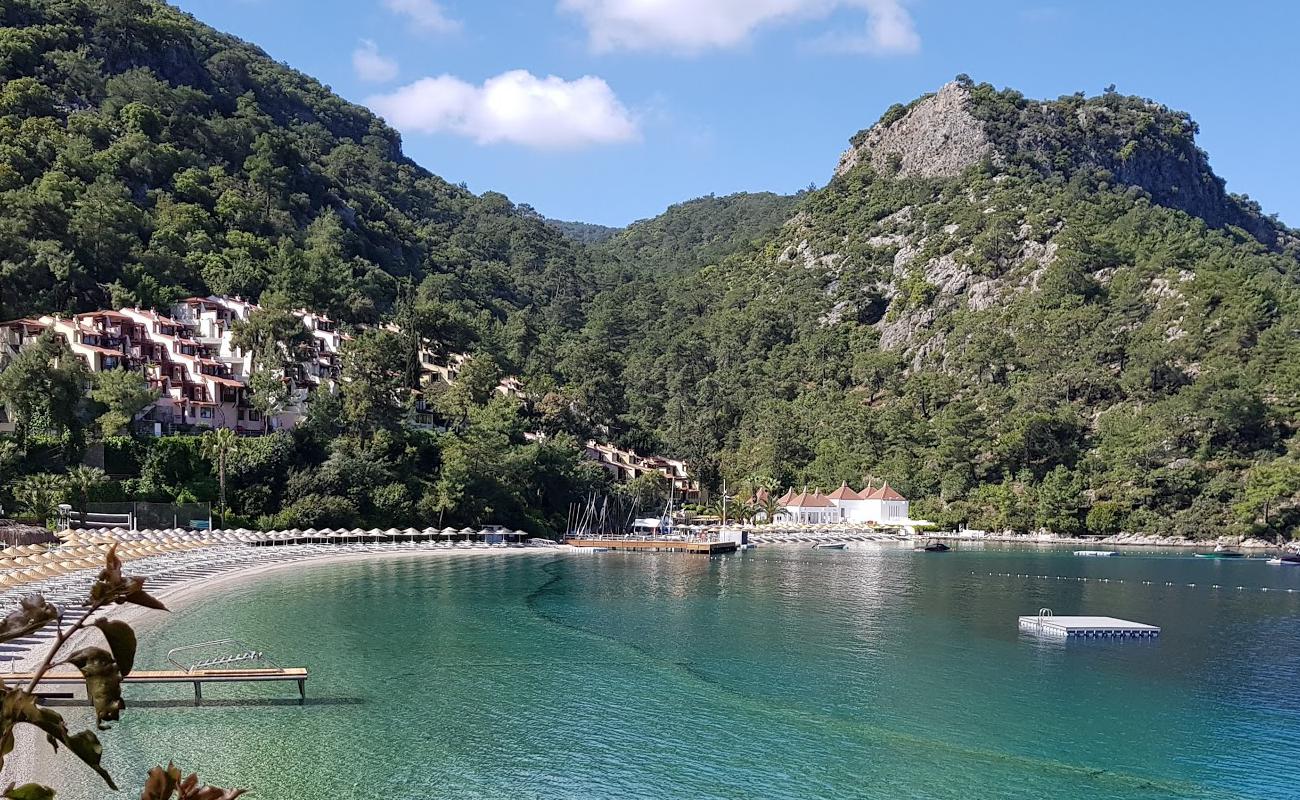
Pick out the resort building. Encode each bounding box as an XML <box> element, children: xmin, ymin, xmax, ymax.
<box><xmin>777</xmin><ymin>489</ymin><xmax>840</xmax><ymax>524</ymax></box>
<box><xmin>0</xmin><ymin>295</ymin><xmax>349</xmax><ymax>436</ymax></box>
<box><xmin>583</xmin><ymin>441</ymin><xmax>701</xmax><ymax>501</ymax></box>
<box><xmin>2</xmin><ymin>296</ymin><xmax>695</xmax><ymax>499</ymax></box>
<box><xmin>775</xmin><ymin>481</ymin><xmax>911</xmax><ymax>525</ymax></box>
<box><xmin>417</xmin><ymin>349</ymin><xmax>530</xmax><ymax>402</ymax></box>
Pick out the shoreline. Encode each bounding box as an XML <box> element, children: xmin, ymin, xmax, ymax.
<box><xmin>0</xmin><ymin>546</ymin><xmax>561</xmax><ymax>793</ymax></box>
<box><xmin>924</xmin><ymin>532</ymin><xmax>1289</xmax><ymax>550</ymax></box>
<box><xmin>16</xmin><ymin>546</ymin><xmax>561</xmax><ymax>671</ymax></box>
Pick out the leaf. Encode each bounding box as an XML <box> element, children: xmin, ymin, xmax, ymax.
<box><xmin>143</xmin><ymin>765</ymin><xmax>245</xmax><ymax>800</ymax></box>
<box><xmin>3</xmin><ymin>783</ymin><xmax>56</xmax><ymax>800</ymax></box>
<box><xmin>94</xmin><ymin>619</ymin><xmax>137</xmax><ymax>677</ymax></box>
<box><xmin>67</xmin><ymin>647</ymin><xmax>125</xmax><ymax>730</ymax></box>
<box><xmin>3</xmin><ymin>690</ymin><xmax>117</xmax><ymax>790</ymax></box>
<box><xmin>186</xmin><ymin>788</ymin><xmax>247</xmax><ymax>800</ymax></box>
<box><xmin>65</xmin><ymin>731</ymin><xmax>116</xmax><ymax>790</ymax></box>
<box><xmin>0</xmin><ymin>595</ymin><xmax>58</xmax><ymax>644</ymax></box>
<box><xmin>124</xmin><ymin>589</ymin><xmax>167</xmax><ymax>612</ymax></box>
<box><xmin>140</xmin><ymin>763</ymin><xmax>181</xmax><ymax>800</ymax></box>
<box><xmin>89</xmin><ymin>545</ymin><xmax>167</xmax><ymax>611</ymax></box>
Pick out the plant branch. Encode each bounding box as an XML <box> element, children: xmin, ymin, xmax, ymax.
<box><xmin>24</xmin><ymin>601</ymin><xmax>106</xmax><ymax>695</ymax></box>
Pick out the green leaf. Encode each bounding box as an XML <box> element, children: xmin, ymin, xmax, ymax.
<box><xmin>3</xmin><ymin>783</ymin><xmax>56</xmax><ymax>800</ymax></box>
<box><xmin>64</xmin><ymin>731</ymin><xmax>116</xmax><ymax>791</ymax></box>
<box><xmin>89</xmin><ymin>545</ymin><xmax>167</xmax><ymax>611</ymax></box>
<box><xmin>0</xmin><ymin>595</ymin><xmax>58</xmax><ymax>644</ymax></box>
<box><xmin>124</xmin><ymin>589</ymin><xmax>167</xmax><ymax>612</ymax></box>
<box><xmin>66</xmin><ymin>647</ymin><xmax>125</xmax><ymax>730</ymax></box>
<box><xmin>93</xmin><ymin>619</ymin><xmax>137</xmax><ymax>677</ymax></box>
<box><xmin>3</xmin><ymin>690</ymin><xmax>117</xmax><ymax>790</ymax></box>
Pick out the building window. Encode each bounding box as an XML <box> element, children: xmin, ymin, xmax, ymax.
<box><xmin>200</xmin><ymin>408</ymin><xmax>213</xmax><ymax>419</ymax></box>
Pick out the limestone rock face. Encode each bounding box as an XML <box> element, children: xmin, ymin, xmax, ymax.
<box><xmin>835</xmin><ymin>82</ymin><xmax>995</xmax><ymax>179</ymax></box>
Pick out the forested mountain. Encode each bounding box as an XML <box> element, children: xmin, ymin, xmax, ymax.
<box><xmin>596</xmin><ymin>192</ymin><xmax>800</xmax><ymax>278</ymax></box>
<box><xmin>0</xmin><ymin>0</ymin><xmax>590</xmax><ymax>372</ymax></box>
<box><xmin>2</xmin><ymin>0</ymin><xmax>1299</xmax><ymax>540</ymax></box>
<box><xmin>575</xmin><ymin>79</ymin><xmax>1300</xmax><ymax>540</ymax></box>
<box><xmin>542</xmin><ymin>217</ymin><xmax>621</xmax><ymax>245</ymax></box>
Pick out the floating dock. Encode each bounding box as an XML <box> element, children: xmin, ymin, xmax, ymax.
<box><xmin>1019</xmin><ymin>609</ymin><xmax>1159</xmax><ymax>639</ymax></box>
<box><xmin>565</xmin><ymin>539</ymin><xmax>737</xmax><ymax>554</ymax></box>
<box><xmin>16</xmin><ymin>667</ymin><xmax>309</xmax><ymax>706</ymax></box>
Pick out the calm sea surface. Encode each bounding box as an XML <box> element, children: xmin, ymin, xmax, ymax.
<box><xmin>42</xmin><ymin>545</ymin><xmax>1300</xmax><ymax>799</ymax></box>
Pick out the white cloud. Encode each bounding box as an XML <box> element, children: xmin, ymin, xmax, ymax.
<box><xmin>352</xmin><ymin>40</ymin><xmax>400</xmax><ymax>83</ymax></box>
<box><xmin>808</xmin><ymin>0</ymin><xmax>920</xmax><ymax>54</ymax></box>
<box><xmin>383</xmin><ymin>0</ymin><xmax>461</xmax><ymax>34</ymax></box>
<box><xmin>367</xmin><ymin>69</ymin><xmax>640</xmax><ymax>150</ymax></box>
<box><xmin>558</xmin><ymin>0</ymin><xmax>920</xmax><ymax>55</ymax></box>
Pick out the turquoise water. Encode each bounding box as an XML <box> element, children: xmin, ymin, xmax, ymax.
<box><xmin>38</xmin><ymin>546</ymin><xmax>1300</xmax><ymax>799</ymax></box>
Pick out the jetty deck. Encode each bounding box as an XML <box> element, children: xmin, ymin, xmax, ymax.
<box><xmin>11</xmin><ymin>667</ymin><xmax>309</xmax><ymax>705</ymax></box>
<box><xmin>565</xmin><ymin>538</ymin><xmax>737</xmax><ymax>554</ymax></box>
<box><xmin>1019</xmin><ymin>613</ymin><xmax>1159</xmax><ymax>639</ymax></box>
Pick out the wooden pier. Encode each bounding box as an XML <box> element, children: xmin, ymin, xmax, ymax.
<box><xmin>565</xmin><ymin>538</ymin><xmax>738</xmax><ymax>554</ymax></box>
<box><xmin>1019</xmin><ymin>610</ymin><xmax>1159</xmax><ymax>639</ymax></box>
<box><xmin>14</xmin><ymin>667</ymin><xmax>309</xmax><ymax>705</ymax></box>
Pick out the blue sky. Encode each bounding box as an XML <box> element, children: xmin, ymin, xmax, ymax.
<box><xmin>174</xmin><ymin>0</ymin><xmax>1299</xmax><ymax>228</ymax></box>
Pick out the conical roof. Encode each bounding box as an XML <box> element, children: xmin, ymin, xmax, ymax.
<box><xmin>827</xmin><ymin>482</ymin><xmax>863</xmax><ymax>501</ymax></box>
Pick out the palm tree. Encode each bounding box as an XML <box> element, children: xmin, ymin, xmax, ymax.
<box><xmin>761</xmin><ymin>496</ymin><xmax>783</xmax><ymax>525</ymax></box>
<box><xmin>201</xmin><ymin>428</ymin><xmax>239</xmax><ymax>527</ymax></box>
<box><xmin>63</xmin><ymin>466</ymin><xmax>107</xmax><ymax>527</ymax></box>
<box><xmin>702</xmin><ymin>499</ymin><xmax>727</xmax><ymax>525</ymax></box>
<box><xmin>12</xmin><ymin>473</ymin><xmax>66</xmax><ymax>526</ymax></box>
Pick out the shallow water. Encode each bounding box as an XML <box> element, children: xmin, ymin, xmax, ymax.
<box><xmin>37</xmin><ymin>545</ymin><xmax>1300</xmax><ymax>799</ymax></box>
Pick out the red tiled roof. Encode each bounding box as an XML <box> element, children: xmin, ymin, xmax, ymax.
<box><xmin>876</xmin><ymin>482</ymin><xmax>906</xmax><ymax>501</ymax></box>
<box><xmin>1</xmin><ymin>318</ymin><xmax>49</xmax><ymax>330</ymax></box>
<box><xmin>865</xmin><ymin>482</ymin><xmax>906</xmax><ymax>501</ymax></box>
<box><xmin>79</xmin><ymin>345</ymin><xmax>125</xmax><ymax>356</ymax></box>
<box><xmin>788</xmin><ymin>491</ymin><xmax>834</xmax><ymax>508</ymax></box>
<box><xmin>827</xmin><ymin>482</ymin><xmax>863</xmax><ymax>501</ymax></box>
<box><xmin>203</xmin><ymin>375</ymin><xmax>245</xmax><ymax>387</ymax></box>
<box><xmin>76</xmin><ymin>310</ymin><xmax>132</xmax><ymax>321</ymax></box>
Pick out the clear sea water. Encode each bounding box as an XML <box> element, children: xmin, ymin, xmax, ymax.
<box><xmin>38</xmin><ymin>545</ymin><xmax>1300</xmax><ymax>799</ymax></box>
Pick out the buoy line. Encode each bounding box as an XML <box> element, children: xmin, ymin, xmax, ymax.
<box><xmin>970</xmin><ymin>571</ymin><xmax>1300</xmax><ymax>595</ymax></box>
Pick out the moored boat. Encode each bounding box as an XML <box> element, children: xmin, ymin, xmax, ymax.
<box><xmin>1267</xmin><ymin>553</ymin><xmax>1300</xmax><ymax>565</ymax></box>
<box><xmin>812</xmin><ymin>542</ymin><xmax>846</xmax><ymax>550</ymax></box>
<box><xmin>915</xmin><ymin>540</ymin><xmax>950</xmax><ymax>552</ymax></box>
<box><xmin>1195</xmin><ymin>544</ymin><xmax>1244</xmax><ymax>559</ymax></box>
<box><xmin>1074</xmin><ymin>550</ymin><xmax>1120</xmax><ymax>557</ymax></box>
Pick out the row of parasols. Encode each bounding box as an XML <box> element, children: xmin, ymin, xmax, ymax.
<box><xmin>0</xmin><ymin>537</ymin><xmax>212</xmax><ymax>592</ymax></box>
<box><xmin>56</xmin><ymin>526</ymin><xmax>537</xmax><ymax>544</ymax></box>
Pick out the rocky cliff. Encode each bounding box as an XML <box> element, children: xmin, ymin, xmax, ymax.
<box><xmin>835</xmin><ymin>79</ymin><xmax>1291</xmax><ymax>248</ymax></box>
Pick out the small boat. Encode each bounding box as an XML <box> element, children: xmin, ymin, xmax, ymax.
<box><xmin>812</xmin><ymin>542</ymin><xmax>846</xmax><ymax>550</ymax></box>
<box><xmin>914</xmin><ymin>540</ymin><xmax>950</xmax><ymax>552</ymax></box>
<box><xmin>1195</xmin><ymin>544</ymin><xmax>1244</xmax><ymax>559</ymax></box>
<box><xmin>1074</xmin><ymin>550</ymin><xmax>1120</xmax><ymax>557</ymax></box>
<box><xmin>1267</xmin><ymin>553</ymin><xmax>1300</xmax><ymax>565</ymax></box>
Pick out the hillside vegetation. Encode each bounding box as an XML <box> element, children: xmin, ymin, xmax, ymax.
<box><xmin>0</xmin><ymin>0</ymin><xmax>590</xmax><ymax>360</ymax></box>
<box><xmin>576</xmin><ymin>80</ymin><xmax>1300</xmax><ymax>540</ymax></box>
<box><xmin>1</xmin><ymin>1</ymin><xmax>1298</xmax><ymax>540</ymax></box>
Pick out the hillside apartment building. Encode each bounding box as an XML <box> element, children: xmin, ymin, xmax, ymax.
<box><xmin>1</xmin><ymin>296</ymin><xmax>698</xmax><ymax>495</ymax></box>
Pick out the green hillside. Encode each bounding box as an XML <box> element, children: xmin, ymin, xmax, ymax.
<box><xmin>2</xmin><ymin>0</ymin><xmax>1299</xmax><ymax>540</ymax></box>
<box><xmin>575</xmin><ymin>80</ymin><xmax>1300</xmax><ymax>540</ymax></box>
<box><xmin>0</xmin><ymin>0</ymin><xmax>589</xmax><ymax>359</ymax></box>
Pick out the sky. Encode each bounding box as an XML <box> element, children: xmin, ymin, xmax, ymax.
<box><xmin>172</xmin><ymin>0</ymin><xmax>1300</xmax><ymax>228</ymax></box>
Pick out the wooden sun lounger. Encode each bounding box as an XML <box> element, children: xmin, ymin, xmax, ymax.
<box><xmin>5</xmin><ymin>667</ymin><xmax>309</xmax><ymax>706</ymax></box>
